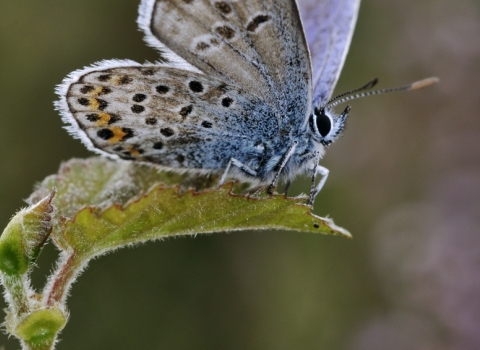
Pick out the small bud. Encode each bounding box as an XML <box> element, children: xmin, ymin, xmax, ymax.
<box><xmin>15</xmin><ymin>307</ymin><xmax>67</xmax><ymax>349</ymax></box>
<box><xmin>0</xmin><ymin>190</ymin><xmax>55</xmax><ymax>276</ymax></box>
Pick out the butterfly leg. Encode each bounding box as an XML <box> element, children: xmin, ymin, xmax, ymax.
<box><xmin>308</xmin><ymin>153</ymin><xmax>329</xmax><ymax>205</ymax></box>
<box><xmin>218</xmin><ymin>158</ymin><xmax>257</xmax><ymax>186</ymax></box>
<box><xmin>267</xmin><ymin>141</ymin><xmax>298</xmax><ymax>195</ymax></box>
<box><xmin>284</xmin><ymin>180</ymin><xmax>292</xmax><ymax>197</ymax></box>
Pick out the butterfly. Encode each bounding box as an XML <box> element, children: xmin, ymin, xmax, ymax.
<box><xmin>56</xmin><ymin>0</ymin><xmax>435</xmax><ymax>205</ymax></box>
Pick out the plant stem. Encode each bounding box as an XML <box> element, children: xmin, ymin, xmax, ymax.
<box><xmin>2</xmin><ymin>274</ymin><xmax>30</xmax><ymax>316</ymax></box>
<box><xmin>44</xmin><ymin>252</ymin><xmax>78</xmax><ymax>307</ymax></box>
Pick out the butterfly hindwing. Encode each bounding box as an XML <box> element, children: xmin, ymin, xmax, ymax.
<box><xmin>139</xmin><ymin>0</ymin><xmax>312</xmax><ymax>126</ymax></box>
<box><xmin>61</xmin><ymin>60</ymin><xmax>278</xmax><ymax>171</ymax></box>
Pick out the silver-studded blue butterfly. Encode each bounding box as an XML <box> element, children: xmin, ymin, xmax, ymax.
<box><xmin>56</xmin><ymin>0</ymin><xmax>436</xmax><ymax>205</ymax></box>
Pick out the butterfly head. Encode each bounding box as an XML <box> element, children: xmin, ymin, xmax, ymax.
<box><xmin>310</xmin><ymin>105</ymin><xmax>350</xmax><ymax>146</ymax></box>
<box><xmin>309</xmin><ymin>76</ymin><xmax>439</xmax><ymax>147</ymax></box>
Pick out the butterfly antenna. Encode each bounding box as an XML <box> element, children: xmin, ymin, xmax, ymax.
<box><xmin>325</xmin><ymin>77</ymin><xmax>439</xmax><ymax>109</ymax></box>
<box><xmin>325</xmin><ymin>78</ymin><xmax>378</xmax><ymax>107</ymax></box>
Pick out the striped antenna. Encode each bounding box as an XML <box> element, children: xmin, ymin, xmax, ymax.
<box><xmin>325</xmin><ymin>77</ymin><xmax>439</xmax><ymax>109</ymax></box>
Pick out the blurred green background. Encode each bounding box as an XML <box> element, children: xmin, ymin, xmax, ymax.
<box><xmin>1</xmin><ymin>0</ymin><xmax>479</xmax><ymax>349</ymax></box>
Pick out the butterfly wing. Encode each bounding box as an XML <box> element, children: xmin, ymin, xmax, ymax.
<box><xmin>138</xmin><ymin>0</ymin><xmax>312</xmax><ymax>126</ymax></box>
<box><xmin>297</xmin><ymin>0</ymin><xmax>360</xmax><ymax>106</ymax></box>
<box><xmin>57</xmin><ymin>60</ymin><xmax>277</xmax><ymax>171</ymax></box>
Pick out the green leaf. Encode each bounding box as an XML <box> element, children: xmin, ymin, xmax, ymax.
<box><xmin>59</xmin><ymin>183</ymin><xmax>349</xmax><ymax>259</ymax></box>
<box><xmin>29</xmin><ymin>158</ymin><xmax>350</xmax><ymax>244</ymax></box>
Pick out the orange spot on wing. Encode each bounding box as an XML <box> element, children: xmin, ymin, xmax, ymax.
<box><xmin>89</xmin><ymin>98</ymin><xmax>100</xmax><ymax>110</ymax></box>
<box><xmin>93</xmin><ymin>86</ymin><xmax>105</xmax><ymax>95</ymax></box>
<box><xmin>108</xmin><ymin>127</ymin><xmax>127</xmax><ymax>144</ymax></box>
<box><xmin>95</xmin><ymin>113</ymin><xmax>111</xmax><ymax>127</ymax></box>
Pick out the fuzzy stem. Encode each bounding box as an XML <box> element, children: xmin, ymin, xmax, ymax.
<box><xmin>2</xmin><ymin>274</ymin><xmax>30</xmax><ymax>316</ymax></box>
<box><xmin>44</xmin><ymin>252</ymin><xmax>78</xmax><ymax>307</ymax></box>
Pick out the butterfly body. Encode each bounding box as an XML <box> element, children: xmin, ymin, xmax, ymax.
<box><xmin>57</xmin><ymin>0</ymin><xmax>361</xmax><ymax>203</ymax></box>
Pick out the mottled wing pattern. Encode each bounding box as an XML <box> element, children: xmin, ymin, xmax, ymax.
<box><xmin>59</xmin><ymin>60</ymin><xmax>277</xmax><ymax>170</ymax></box>
<box><xmin>138</xmin><ymin>0</ymin><xmax>312</xmax><ymax>125</ymax></box>
<box><xmin>297</xmin><ymin>0</ymin><xmax>360</xmax><ymax>106</ymax></box>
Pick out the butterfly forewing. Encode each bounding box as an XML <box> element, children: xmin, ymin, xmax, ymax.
<box><xmin>65</xmin><ymin>63</ymin><xmax>277</xmax><ymax>170</ymax></box>
<box><xmin>141</xmin><ymin>0</ymin><xmax>312</xmax><ymax>125</ymax></box>
<box><xmin>297</xmin><ymin>0</ymin><xmax>360</xmax><ymax>106</ymax></box>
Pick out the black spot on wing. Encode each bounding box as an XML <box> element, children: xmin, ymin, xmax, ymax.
<box><xmin>214</xmin><ymin>1</ymin><xmax>232</xmax><ymax>15</ymax></box>
<box><xmin>160</xmin><ymin>128</ymin><xmax>174</xmax><ymax>137</ymax></box>
<box><xmin>80</xmin><ymin>86</ymin><xmax>94</xmax><ymax>94</ymax></box>
<box><xmin>131</xmin><ymin>104</ymin><xmax>145</xmax><ymax>113</ymax></box>
<box><xmin>118</xmin><ymin>76</ymin><xmax>132</xmax><ymax>85</ymax></box>
<box><xmin>97</xmin><ymin>74</ymin><xmax>111</xmax><ymax>82</ymax></box>
<box><xmin>196</xmin><ymin>42</ymin><xmax>210</xmax><ymax>51</ymax></box>
<box><xmin>86</xmin><ymin>114</ymin><xmax>100</xmax><ymax>122</ymax></box>
<box><xmin>247</xmin><ymin>15</ymin><xmax>270</xmax><ymax>32</ymax></box>
<box><xmin>152</xmin><ymin>141</ymin><xmax>163</xmax><ymax>150</ymax></box>
<box><xmin>215</xmin><ymin>25</ymin><xmax>235</xmax><ymax>39</ymax></box>
<box><xmin>122</xmin><ymin>128</ymin><xmax>134</xmax><ymax>140</ymax></box>
<box><xmin>97</xmin><ymin>128</ymin><xmax>114</xmax><ymax>140</ymax></box>
<box><xmin>78</xmin><ymin>98</ymin><xmax>89</xmax><ymax>106</ymax></box>
<box><xmin>179</xmin><ymin>105</ymin><xmax>193</xmax><ymax>117</ymax></box>
<box><xmin>99</xmin><ymin>87</ymin><xmax>111</xmax><ymax>95</ymax></box>
<box><xmin>97</xmin><ymin>99</ymin><xmax>108</xmax><ymax>111</ymax></box>
<box><xmin>132</xmin><ymin>94</ymin><xmax>147</xmax><ymax>102</ymax></box>
<box><xmin>108</xmin><ymin>114</ymin><xmax>121</xmax><ymax>124</ymax></box>
<box><xmin>145</xmin><ymin>117</ymin><xmax>157</xmax><ymax>125</ymax></box>
<box><xmin>221</xmin><ymin>97</ymin><xmax>233</xmax><ymax>107</ymax></box>
<box><xmin>189</xmin><ymin>81</ymin><xmax>204</xmax><ymax>93</ymax></box>
<box><xmin>156</xmin><ymin>85</ymin><xmax>169</xmax><ymax>94</ymax></box>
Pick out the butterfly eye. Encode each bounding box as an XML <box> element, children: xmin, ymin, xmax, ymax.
<box><xmin>315</xmin><ymin>108</ymin><xmax>332</xmax><ymax>137</ymax></box>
